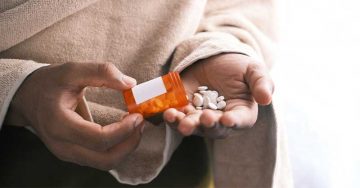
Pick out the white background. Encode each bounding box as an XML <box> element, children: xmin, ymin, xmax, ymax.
<box><xmin>274</xmin><ymin>0</ymin><xmax>360</xmax><ymax>187</ymax></box>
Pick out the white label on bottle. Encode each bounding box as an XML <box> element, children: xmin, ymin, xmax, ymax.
<box><xmin>132</xmin><ymin>77</ymin><xmax>166</xmax><ymax>104</ymax></box>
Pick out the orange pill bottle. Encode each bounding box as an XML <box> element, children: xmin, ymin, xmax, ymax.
<box><xmin>123</xmin><ymin>72</ymin><xmax>188</xmax><ymax>118</ymax></box>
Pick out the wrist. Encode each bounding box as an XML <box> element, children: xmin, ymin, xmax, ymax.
<box><xmin>4</xmin><ymin>66</ymin><xmax>47</xmax><ymax>127</ymax></box>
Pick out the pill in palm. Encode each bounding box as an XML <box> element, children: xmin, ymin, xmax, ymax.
<box><xmin>198</xmin><ymin>86</ymin><xmax>208</xmax><ymax>91</ymax></box>
<box><xmin>217</xmin><ymin>96</ymin><xmax>225</xmax><ymax>102</ymax></box>
<box><xmin>191</xmin><ymin>85</ymin><xmax>227</xmax><ymax>111</ymax></box>
<box><xmin>192</xmin><ymin>93</ymin><xmax>204</xmax><ymax>107</ymax></box>
<box><xmin>203</xmin><ymin>95</ymin><xmax>211</xmax><ymax>108</ymax></box>
<box><xmin>208</xmin><ymin>91</ymin><xmax>218</xmax><ymax>103</ymax></box>
<box><xmin>208</xmin><ymin>102</ymin><xmax>218</xmax><ymax>110</ymax></box>
<box><xmin>217</xmin><ymin>100</ymin><xmax>226</xmax><ymax>110</ymax></box>
<box><xmin>199</xmin><ymin>90</ymin><xmax>207</xmax><ymax>95</ymax></box>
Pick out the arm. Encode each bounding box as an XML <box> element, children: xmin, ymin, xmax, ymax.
<box><xmin>164</xmin><ymin>1</ymin><xmax>287</xmax><ymax>187</ymax></box>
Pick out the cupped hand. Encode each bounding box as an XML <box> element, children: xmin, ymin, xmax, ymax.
<box><xmin>6</xmin><ymin>62</ymin><xmax>144</xmax><ymax>170</ymax></box>
<box><xmin>163</xmin><ymin>53</ymin><xmax>274</xmax><ymax>138</ymax></box>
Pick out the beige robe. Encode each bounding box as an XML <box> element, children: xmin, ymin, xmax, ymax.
<box><xmin>0</xmin><ymin>0</ymin><xmax>292</xmax><ymax>187</ymax></box>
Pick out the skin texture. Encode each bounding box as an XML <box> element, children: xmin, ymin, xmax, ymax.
<box><xmin>163</xmin><ymin>53</ymin><xmax>274</xmax><ymax>138</ymax></box>
<box><xmin>5</xmin><ymin>62</ymin><xmax>145</xmax><ymax>170</ymax></box>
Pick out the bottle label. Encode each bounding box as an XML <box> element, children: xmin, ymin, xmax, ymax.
<box><xmin>132</xmin><ymin>77</ymin><xmax>167</xmax><ymax>104</ymax></box>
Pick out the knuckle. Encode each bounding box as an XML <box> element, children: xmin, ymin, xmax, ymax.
<box><xmin>58</xmin><ymin>62</ymin><xmax>78</xmax><ymax>83</ymax></box>
<box><xmin>248</xmin><ymin>62</ymin><xmax>263</xmax><ymax>72</ymax></box>
<box><xmin>97</xmin><ymin>62</ymin><xmax>116</xmax><ymax>77</ymax></box>
<box><xmin>247</xmin><ymin>63</ymin><xmax>268</xmax><ymax>85</ymax></box>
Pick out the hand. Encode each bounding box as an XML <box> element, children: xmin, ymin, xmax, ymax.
<box><xmin>163</xmin><ymin>53</ymin><xmax>274</xmax><ymax>138</ymax></box>
<box><xmin>5</xmin><ymin>62</ymin><xmax>144</xmax><ymax>170</ymax></box>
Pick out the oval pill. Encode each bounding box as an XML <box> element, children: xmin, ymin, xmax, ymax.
<box><xmin>192</xmin><ymin>93</ymin><xmax>204</xmax><ymax>107</ymax></box>
<box><xmin>208</xmin><ymin>102</ymin><xmax>218</xmax><ymax>110</ymax></box>
<box><xmin>217</xmin><ymin>96</ymin><xmax>225</xmax><ymax>102</ymax></box>
<box><xmin>207</xmin><ymin>91</ymin><xmax>218</xmax><ymax>104</ymax></box>
<box><xmin>217</xmin><ymin>100</ymin><xmax>226</xmax><ymax>110</ymax></box>
<box><xmin>198</xmin><ymin>86</ymin><xmax>208</xmax><ymax>91</ymax></box>
<box><xmin>203</xmin><ymin>95</ymin><xmax>211</xmax><ymax>108</ymax></box>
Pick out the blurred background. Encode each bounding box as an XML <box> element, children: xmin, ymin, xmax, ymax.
<box><xmin>273</xmin><ymin>0</ymin><xmax>360</xmax><ymax>187</ymax></box>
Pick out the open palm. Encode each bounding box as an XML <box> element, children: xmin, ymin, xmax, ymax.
<box><xmin>163</xmin><ymin>53</ymin><xmax>274</xmax><ymax>138</ymax></box>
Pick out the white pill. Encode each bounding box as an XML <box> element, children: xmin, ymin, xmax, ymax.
<box><xmin>198</xmin><ymin>86</ymin><xmax>208</xmax><ymax>91</ymax></box>
<box><xmin>208</xmin><ymin>102</ymin><xmax>218</xmax><ymax>110</ymax></box>
<box><xmin>211</xmin><ymin>91</ymin><xmax>219</xmax><ymax>102</ymax></box>
<box><xmin>203</xmin><ymin>95</ymin><xmax>211</xmax><ymax>108</ymax></box>
<box><xmin>202</xmin><ymin>91</ymin><xmax>209</xmax><ymax>97</ymax></box>
<box><xmin>192</xmin><ymin>93</ymin><xmax>204</xmax><ymax>107</ymax></box>
<box><xmin>199</xmin><ymin>90</ymin><xmax>207</xmax><ymax>95</ymax></box>
<box><xmin>211</xmin><ymin>91</ymin><xmax>219</xmax><ymax>98</ymax></box>
<box><xmin>196</xmin><ymin>106</ymin><xmax>203</xmax><ymax>110</ymax></box>
<box><xmin>217</xmin><ymin>96</ymin><xmax>225</xmax><ymax>102</ymax></box>
<box><xmin>204</xmin><ymin>91</ymin><xmax>218</xmax><ymax>104</ymax></box>
<box><xmin>217</xmin><ymin>100</ymin><xmax>226</xmax><ymax>110</ymax></box>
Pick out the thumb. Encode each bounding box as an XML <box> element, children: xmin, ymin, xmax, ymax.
<box><xmin>67</xmin><ymin>62</ymin><xmax>137</xmax><ymax>91</ymax></box>
<box><xmin>245</xmin><ymin>63</ymin><xmax>274</xmax><ymax>105</ymax></box>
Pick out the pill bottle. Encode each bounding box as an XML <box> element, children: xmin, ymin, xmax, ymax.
<box><xmin>123</xmin><ymin>72</ymin><xmax>188</xmax><ymax>118</ymax></box>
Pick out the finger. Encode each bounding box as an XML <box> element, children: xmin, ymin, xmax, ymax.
<box><xmin>163</xmin><ymin>108</ymin><xmax>185</xmax><ymax>130</ymax></box>
<box><xmin>62</xmin><ymin>62</ymin><xmax>137</xmax><ymax>91</ymax></box>
<box><xmin>51</xmin><ymin>123</ymin><xmax>143</xmax><ymax>171</ymax></box>
<box><xmin>245</xmin><ymin>63</ymin><xmax>274</xmax><ymax>105</ymax></box>
<box><xmin>182</xmin><ymin>104</ymin><xmax>196</xmax><ymax>114</ymax></box>
<box><xmin>178</xmin><ymin>110</ymin><xmax>202</xmax><ymax>136</ymax></box>
<box><xmin>163</xmin><ymin>108</ymin><xmax>178</xmax><ymax>123</ymax></box>
<box><xmin>220</xmin><ymin>105</ymin><xmax>258</xmax><ymax>128</ymax></box>
<box><xmin>50</xmin><ymin>110</ymin><xmax>143</xmax><ymax>151</ymax></box>
<box><xmin>163</xmin><ymin>108</ymin><xmax>186</xmax><ymax>123</ymax></box>
<box><xmin>199</xmin><ymin>109</ymin><xmax>223</xmax><ymax>128</ymax></box>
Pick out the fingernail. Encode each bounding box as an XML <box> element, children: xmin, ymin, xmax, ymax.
<box><xmin>134</xmin><ymin>116</ymin><xmax>143</xmax><ymax>128</ymax></box>
<box><xmin>122</xmin><ymin>75</ymin><xmax>137</xmax><ymax>87</ymax></box>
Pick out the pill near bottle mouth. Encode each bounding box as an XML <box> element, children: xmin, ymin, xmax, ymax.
<box><xmin>191</xmin><ymin>86</ymin><xmax>227</xmax><ymax>111</ymax></box>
